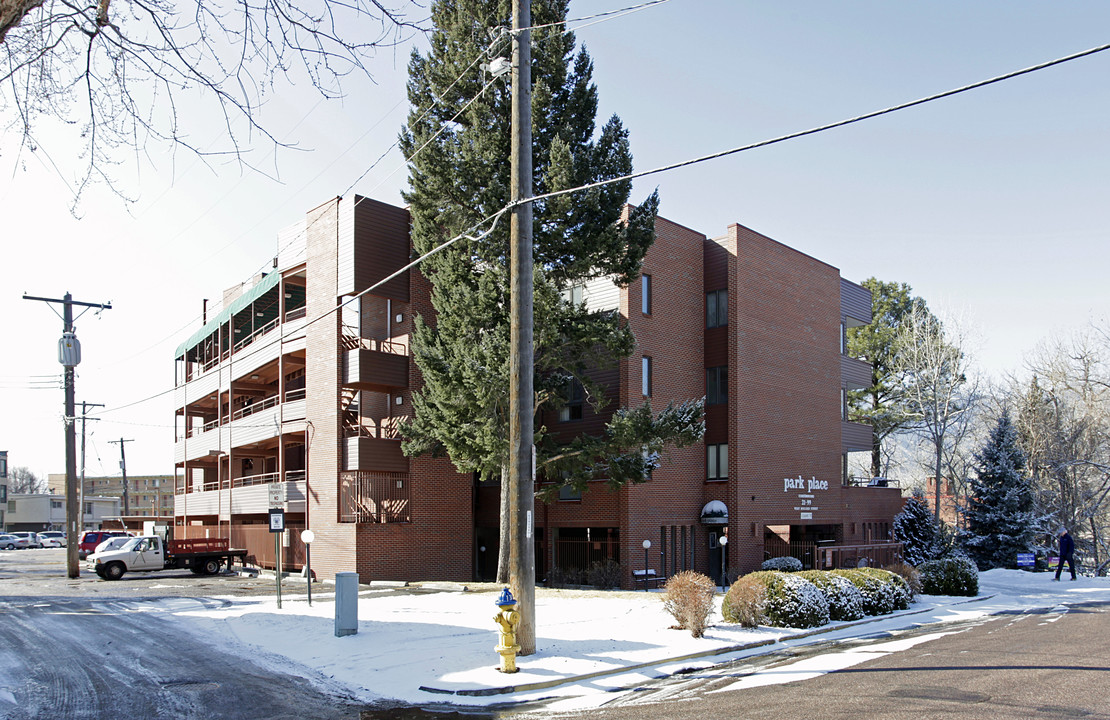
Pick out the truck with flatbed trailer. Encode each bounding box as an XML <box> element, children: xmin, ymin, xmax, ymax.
<box><xmin>90</xmin><ymin>535</ymin><xmax>247</xmax><ymax>580</ymax></box>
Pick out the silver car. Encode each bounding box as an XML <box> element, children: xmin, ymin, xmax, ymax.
<box><xmin>9</xmin><ymin>532</ymin><xmax>42</xmax><ymax>549</ymax></box>
<box><xmin>0</xmin><ymin>534</ymin><xmax>30</xmax><ymax>550</ymax></box>
<box><xmin>37</xmin><ymin>531</ymin><xmax>67</xmax><ymax>548</ymax></box>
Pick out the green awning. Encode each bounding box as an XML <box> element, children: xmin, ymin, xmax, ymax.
<box><xmin>174</xmin><ymin>272</ymin><xmax>282</xmax><ymax>358</ymax></box>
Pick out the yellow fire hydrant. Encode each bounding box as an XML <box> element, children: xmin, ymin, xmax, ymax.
<box><xmin>493</xmin><ymin>587</ymin><xmax>521</xmax><ymax>673</ymax></box>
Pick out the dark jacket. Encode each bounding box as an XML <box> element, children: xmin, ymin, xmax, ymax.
<box><xmin>1059</xmin><ymin>532</ymin><xmax>1075</xmax><ymax>559</ymax></box>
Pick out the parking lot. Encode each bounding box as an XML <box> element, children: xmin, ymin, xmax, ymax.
<box><xmin>0</xmin><ymin>546</ymin><xmax>282</xmax><ymax>599</ymax></box>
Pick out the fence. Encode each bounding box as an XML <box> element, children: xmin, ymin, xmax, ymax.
<box><xmin>178</xmin><ymin>524</ymin><xmax>307</xmax><ymax>571</ymax></box>
<box><xmin>338</xmin><ymin>471</ymin><xmax>410</xmax><ymax>523</ymax></box>
<box><xmin>764</xmin><ymin>537</ymin><xmax>903</xmax><ymax>570</ymax></box>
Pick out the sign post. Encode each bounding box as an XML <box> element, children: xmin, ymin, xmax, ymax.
<box><xmin>269</xmin><ymin>484</ymin><xmax>287</xmax><ymax>608</ymax></box>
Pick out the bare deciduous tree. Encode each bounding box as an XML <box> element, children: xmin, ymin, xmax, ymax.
<box><xmin>7</xmin><ymin>465</ymin><xmax>46</xmax><ymax>493</ymax></box>
<box><xmin>896</xmin><ymin>306</ymin><xmax>977</xmax><ymax>521</ymax></box>
<box><xmin>1</xmin><ymin>0</ymin><xmax>425</xmax><ymax>208</ymax></box>
<box><xmin>1017</xmin><ymin>327</ymin><xmax>1110</xmax><ymax>575</ymax></box>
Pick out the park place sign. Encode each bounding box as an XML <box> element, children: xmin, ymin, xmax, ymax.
<box><xmin>783</xmin><ymin>475</ymin><xmax>828</xmax><ymax>521</ymax></box>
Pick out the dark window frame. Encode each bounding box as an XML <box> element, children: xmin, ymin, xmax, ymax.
<box><xmin>641</xmin><ymin>274</ymin><xmax>652</xmax><ymax>316</ymax></box>
<box><xmin>706</xmin><ymin>289</ymin><xmax>728</xmax><ymax>328</ymax></box>
<box><xmin>706</xmin><ymin>365</ymin><xmax>728</xmax><ymax>405</ymax></box>
<box><xmin>707</xmin><ymin>443</ymin><xmax>728</xmax><ymax>481</ymax></box>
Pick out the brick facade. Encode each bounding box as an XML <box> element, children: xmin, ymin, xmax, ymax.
<box><xmin>173</xmin><ymin>195</ymin><xmax>902</xmax><ymax>587</ymax></box>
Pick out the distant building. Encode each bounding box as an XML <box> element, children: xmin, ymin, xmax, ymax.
<box><xmin>172</xmin><ymin>196</ymin><xmax>904</xmax><ymax>587</ymax></box>
<box><xmin>0</xmin><ymin>451</ymin><xmax>8</xmax><ymax>530</ymax></box>
<box><xmin>47</xmin><ymin>473</ymin><xmax>174</xmax><ymax>524</ymax></box>
<box><xmin>922</xmin><ymin>476</ymin><xmax>961</xmax><ymax>528</ymax></box>
<box><xmin>5</xmin><ymin>492</ymin><xmax>120</xmax><ymax>533</ymax></box>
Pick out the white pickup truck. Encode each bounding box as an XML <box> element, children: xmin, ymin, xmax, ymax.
<box><xmin>90</xmin><ymin>535</ymin><xmax>248</xmax><ymax>580</ymax></box>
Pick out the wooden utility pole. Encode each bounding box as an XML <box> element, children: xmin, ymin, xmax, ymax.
<box><xmin>508</xmin><ymin>0</ymin><xmax>536</xmax><ymax>656</ymax></box>
<box><xmin>23</xmin><ymin>292</ymin><xmax>112</xmax><ymax>578</ymax></box>
<box><xmin>109</xmin><ymin>438</ymin><xmax>135</xmax><ymax>515</ymax></box>
<box><xmin>78</xmin><ymin>401</ymin><xmax>104</xmax><ymax>532</ymax></box>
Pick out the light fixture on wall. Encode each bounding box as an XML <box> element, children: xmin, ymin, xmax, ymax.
<box><xmin>395</xmin><ymin>396</ymin><xmax>403</xmax><ymax>405</ymax></box>
<box><xmin>395</xmin><ymin>314</ymin><xmax>403</xmax><ymax>324</ymax></box>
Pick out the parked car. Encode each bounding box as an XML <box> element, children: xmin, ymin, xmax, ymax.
<box><xmin>91</xmin><ymin>536</ymin><xmax>135</xmax><ymax>557</ymax></box>
<box><xmin>0</xmin><ymin>534</ymin><xmax>30</xmax><ymax>550</ymax></box>
<box><xmin>37</xmin><ymin>531</ymin><xmax>67</xmax><ymax>548</ymax></box>
<box><xmin>78</xmin><ymin>530</ymin><xmax>130</xmax><ymax>560</ymax></box>
<box><xmin>9</xmin><ymin>532</ymin><xmax>42</xmax><ymax>549</ymax></box>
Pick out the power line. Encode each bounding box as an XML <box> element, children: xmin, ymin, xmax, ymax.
<box><xmin>518</xmin><ymin>40</ymin><xmax>1110</xmax><ymax>210</ymax></box>
<box><xmin>94</xmin><ymin>36</ymin><xmax>1110</xmax><ymax>420</ymax></box>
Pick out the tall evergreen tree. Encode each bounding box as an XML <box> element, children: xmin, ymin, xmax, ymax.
<box><xmin>893</xmin><ymin>490</ymin><xmax>945</xmax><ymax>567</ymax></box>
<box><xmin>399</xmin><ymin>0</ymin><xmax>703</xmax><ymax>580</ymax></box>
<box><xmin>961</xmin><ymin>412</ymin><xmax>1040</xmax><ymax>569</ymax></box>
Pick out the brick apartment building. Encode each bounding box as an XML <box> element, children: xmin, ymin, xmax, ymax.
<box><xmin>173</xmin><ymin>195</ymin><xmax>903</xmax><ymax>587</ymax></box>
<box><xmin>47</xmin><ymin>473</ymin><xmax>175</xmax><ymax>522</ymax></box>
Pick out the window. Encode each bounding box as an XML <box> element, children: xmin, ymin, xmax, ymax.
<box><xmin>559</xmin><ymin>379</ymin><xmax>584</xmax><ymax>422</ymax></box>
<box><xmin>558</xmin><ymin>484</ymin><xmax>582</xmax><ymax>501</ymax></box>
<box><xmin>706</xmin><ymin>289</ymin><xmax>727</xmax><ymax>328</ymax></box>
<box><xmin>706</xmin><ymin>366</ymin><xmax>727</xmax><ymax>405</ymax></box>
<box><xmin>641</xmin><ymin>274</ymin><xmax>652</xmax><ymax>315</ymax></box>
<box><xmin>562</xmin><ymin>285</ymin><xmax>584</xmax><ymax>305</ymax></box>
<box><xmin>51</xmin><ymin>500</ymin><xmax>62</xmax><ymax>510</ymax></box>
<box><xmin>841</xmin><ymin>388</ymin><xmax>847</xmax><ymax>420</ymax></box>
<box><xmin>707</xmin><ymin>444</ymin><xmax>728</xmax><ymax>481</ymax></box>
<box><xmin>642</xmin><ymin>356</ymin><xmax>652</xmax><ymax>397</ymax></box>
<box><xmin>840</xmin><ymin>321</ymin><xmax>846</xmax><ymax>354</ymax></box>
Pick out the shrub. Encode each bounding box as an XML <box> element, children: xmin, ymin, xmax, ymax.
<box><xmin>830</xmin><ymin>569</ymin><xmax>901</xmax><ymax>615</ymax></box>
<box><xmin>721</xmin><ymin>574</ymin><xmax>766</xmax><ymax>627</ymax></box>
<box><xmin>723</xmin><ymin>571</ymin><xmax>829</xmax><ymax>629</ymax></box>
<box><xmin>882</xmin><ymin>562</ymin><xmax>922</xmax><ymax>601</ymax></box>
<box><xmin>919</xmin><ymin>556</ymin><xmax>979</xmax><ymax>597</ymax></box>
<box><xmin>547</xmin><ymin>566</ymin><xmax>585</xmax><ymax>588</ymax></box>
<box><xmin>761</xmin><ymin>556</ymin><xmax>804</xmax><ymax>572</ymax></box>
<box><xmin>661</xmin><ymin>571</ymin><xmax>718</xmax><ymax>638</ymax></box>
<box><xmin>854</xmin><ymin>568</ymin><xmax>911</xmax><ymax>610</ymax></box>
<box><xmin>587</xmin><ymin>559</ymin><xmax>622</xmax><ymax>590</ymax></box>
<box><xmin>797</xmin><ymin>570</ymin><xmax>866</xmax><ymax>622</ymax></box>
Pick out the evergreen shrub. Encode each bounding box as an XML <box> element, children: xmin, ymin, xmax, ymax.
<box><xmin>830</xmin><ymin>569</ymin><xmax>901</xmax><ymax>615</ymax></box>
<box><xmin>661</xmin><ymin>571</ymin><xmax>717</xmax><ymax>638</ymax></box>
<box><xmin>855</xmin><ymin>568</ymin><xmax>911</xmax><ymax>609</ymax></box>
<box><xmin>761</xmin><ymin>556</ymin><xmax>804</xmax><ymax>572</ymax></box>
<box><xmin>919</xmin><ymin>556</ymin><xmax>979</xmax><ymax>596</ymax></box>
<box><xmin>797</xmin><ymin>570</ymin><xmax>866</xmax><ymax>621</ymax></box>
<box><xmin>723</xmin><ymin>571</ymin><xmax>829</xmax><ymax>629</ymax></box>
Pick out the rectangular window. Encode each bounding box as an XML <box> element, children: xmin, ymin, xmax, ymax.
<box><xmin>706</xmin><ymin>289</ymin><xmax>727</xmax><ymax>328</ymax></box>
<box><xmin>559</xmin><ymin>379</ymin><xmax>584</xmax><ymax>422</ymax></box>
<box><xmin>706</xmin><ymin>366</ymin><xmax>728</xmax><ymax>405</ymax></box>
<box><xmin>840</xmin><ymin>321</ymin><xmax>846</xmax><ymax>354</ymax></box>
<box><xmin>641</xmin><ymin>274</ymin><xmax>652</xmax><ymax>315</ymax></box>
<box><xmin>642</xmin><ymin>356</ymin><xmax>652</xmax><ymax>397</ymax></box>
<box><xmin>562</xmin><ymin>285</ymin><xmax>584</xmax><ymax>305</ymax></box>
<box><xmin>558</xmin><ymin>484</ymin><xmax>582</xmax><ymax>501</ymax></box>
<box><xmin>707</xmin><ymin>444</ymin><xmax>728</xmax><ymax>481</ymax></box>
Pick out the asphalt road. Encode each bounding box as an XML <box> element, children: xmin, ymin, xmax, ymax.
<box><xmin>532</xmin><ymin>603</ymin><xmax>1110</xmax><ymax>720</ymax></box>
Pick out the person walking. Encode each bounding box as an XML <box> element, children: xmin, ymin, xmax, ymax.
<box><xmin>1053</xmin><ymin>527</ymin><xmax>1076</xmax><ymax>581</ymax></box>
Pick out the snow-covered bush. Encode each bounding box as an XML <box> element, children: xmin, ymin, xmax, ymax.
<box><xmin>723</xmin><ymin>571</ymin><xmax>829</xmax><ymax>629</ymax></box>
<box><xmin>854</xmin><ymin>568</ymin><xmax>911</xmax><ymax>610</ymax></box>
<box><xmin>661</xmin><ymin>571</ymin><xmax>717</xmax><ymax>638</ymax></box>
<box><xmin>919</xmin><ymin>556</ymin><xmax>979</xmax><ymax>596</ymax></box>
<box><xmin>830</xmin><ymin>569</ymin><xmax>901</xmax><ymax>615</ymax></box>
<box><xmin>797</xmin><ymin>570</ymin><xmax>866</xmax><ymax>621</ymax></box>
<box><xmin>761</xmin><ymin>556</ymin><xmax>803</xmax><ymax>572</ymax></box>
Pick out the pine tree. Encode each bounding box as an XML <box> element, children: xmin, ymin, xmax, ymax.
<box><xmin>961</xmin><ymin>412</ymin><xmax>1040</xmax><ymax>569</ymax></box>
<box><xmin>893</xmin><ymin>490</ymin><xmax>944</xmax><ymax>567</ymax></box>
<box><xmin>399</xmin><ymin>0</ymin><xmax>703</xmax><ymax>580</ymax></box>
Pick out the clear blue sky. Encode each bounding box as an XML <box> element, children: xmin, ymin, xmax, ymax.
<box><xmin>3</xmin><ymin>1</ymin><xmax>1108</xmax><ymax>478</ymax></box>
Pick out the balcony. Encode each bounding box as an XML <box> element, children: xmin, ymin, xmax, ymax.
<box><xmin>842</xmin><ymin>421</ymin><xmax>872</xmax><ymax>453</ymax></box>
<box><xmin>174</xmin><ymin>472</ymin><xmax>307</xmax><ymax>519</ymax></box>
<box><xmin>345</xmin><ymin>436</ymin><xmax>407</xmax><ymax>473</ymax></box>
<box><xmin>841</xmin><ymin>354</ymin><xmax>872</xmax><ymax>390</ymax></box>
<box><xmin>343</xmin><ymin>341</ymin><xmax>408</xmax><ymax>392</ymax></box>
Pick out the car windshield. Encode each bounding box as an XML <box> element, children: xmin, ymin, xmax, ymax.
<box><xmin>118</xmin><ymin>538</ymin><xmax>142</xmax><ymax>552</ymax></box>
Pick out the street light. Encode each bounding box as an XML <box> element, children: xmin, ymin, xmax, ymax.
<box><xmin>301</xmin><ymin>529</ymin><xmax>315</xmax><ymax>606</ymax></box>
<box><xmin>719</xmin><ymin>535</ymin><xmax>728</xmax><ymax>589</ymax></box>
<box><xmin>642</xmin><ymin>540</ymin><xmax>652</xmax><ymax>591</ymax></box>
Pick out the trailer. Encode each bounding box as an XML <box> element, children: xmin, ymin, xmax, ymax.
<box><xmin>91</xmin><ymin>535</ymin><xmax>247</xmax><ymax>580</ymax></box>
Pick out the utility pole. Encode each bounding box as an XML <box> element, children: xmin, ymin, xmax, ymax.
<box><xmin>23</xmin><ymin>292</ymin><xmax>112</xmax><ymax>578</ymax></box>
<box><xmin>78</xmin><ymin>402</ymin><xmax>104</xmax><ymax>533</ymax></box>
<box><xmin>508</xmin><ymin>0</ymin><xmax>536</xmax><ymax>656</ymax></box>
<box><xmin>108</xmin><ymin>438</ymin><xmax>135</xmax><ymax>516</ymax></box>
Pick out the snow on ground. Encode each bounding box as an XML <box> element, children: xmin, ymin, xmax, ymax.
<box><xmin>163</xmin><ymin>570</ymin><xmax>1110</xmax><ymax>709</ymax></box>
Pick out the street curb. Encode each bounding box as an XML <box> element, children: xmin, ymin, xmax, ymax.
<box><xmin>419</xmin><ymin>594</ymin><xmax>995</xmax><ymax>697</ymax></box>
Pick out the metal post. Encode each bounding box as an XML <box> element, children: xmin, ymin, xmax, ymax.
<box><xmin>79</xmin><ymin>402</ymin><xmax>103</xmax><ymax>536</ymax></box>
<box><xmin>508</xmin><ymin>0</ymin><xmax>536</xmax><ymax>656</ymax></box>
<box><xmin>642</xmin><ymin>539</ymin><xmax>651</xmax><ymax>591</ymax></box>
<box><xmin>275</xmin><ymin>531</ymin><xmax>282</xmax><ymax>609</ymax></box>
